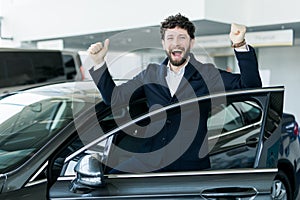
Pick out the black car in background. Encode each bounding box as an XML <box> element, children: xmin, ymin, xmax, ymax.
<box><xmin>0</xmin><ymin>48</ymin><xmax>84</xmax><ymax>94</ymax></box>
<box><xmin>278</xmin><ymin>113</ymin><xmax>300</xmax><ymax>199</ymax></box>
<box><xmin>0</xmin><ymin>81</ymin><xmax>298</xmax><ymax>199</ymax></box>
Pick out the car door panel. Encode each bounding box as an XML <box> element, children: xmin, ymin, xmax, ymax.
<box><xmin>50</xmin><ymin>169</ymin><xmax>276</xmax><ymax>199</ymax></box>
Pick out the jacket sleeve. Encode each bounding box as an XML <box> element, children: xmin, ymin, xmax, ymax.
<box><xmin>89</xmin><ymin>63</ymin><xmax>145</xmax><ymax>106</ymax></box>
<box><xmin>220</xmin><ymin>45</ymin><xmax>262</xmax><ymax>90</ymax></box>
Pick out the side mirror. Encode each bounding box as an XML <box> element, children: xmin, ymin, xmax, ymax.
<box><xmin>70</xmin><ymin>154</ymin><xmax>105</xmax><ymax>193</ymax></box>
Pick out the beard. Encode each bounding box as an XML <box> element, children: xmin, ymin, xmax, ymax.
<box><xmin>166</xmin><ymin>47</ymin><xmax>190</xmax><ymax>67</ymax></box>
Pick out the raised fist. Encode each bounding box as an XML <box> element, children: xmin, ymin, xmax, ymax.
<box><xmin>88</xmin><ymin>39</ymin><xmax>110</xmax><ymax>65</ymax></box>
<box><xmin>229</xmin><ymin>23</ymin><xmax>246</xmax><ymax>44</ymax></box>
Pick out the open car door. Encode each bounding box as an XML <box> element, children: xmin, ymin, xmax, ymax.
<box><xmin>49</xmin><ymin>87</ymin><xmax>284</xmax><ymax>199</ymax></box>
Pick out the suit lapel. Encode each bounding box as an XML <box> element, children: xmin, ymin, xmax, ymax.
<box><xmin>159</xmin><ymin>62</ymin><xmax>172</xmax><ymax>99</ymax></box>
<box><xmin>159</xmin><ymin>54</ymin><xmax>199</xmax><ymax>99</ymax></box>
<box><xmin>175</xmin><ymin>57</ymin><xmax>197</xmax><ymax>96</ymax></box>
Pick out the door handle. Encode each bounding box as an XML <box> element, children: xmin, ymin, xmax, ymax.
<box><xmin>246</xmin><ymin>137</ymin><xmax>259</xmax><ymax>147</ymax></box>
<box><xmin>201</xmin><ymin>187</ymin><xmax>257</xmax><ymax>198</ymax></box>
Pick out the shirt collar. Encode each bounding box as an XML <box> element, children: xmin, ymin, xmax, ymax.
<box><xmin>167</xmin><ymin>56</ymin><xmax>190</xmax><ymax>75</ymax></box>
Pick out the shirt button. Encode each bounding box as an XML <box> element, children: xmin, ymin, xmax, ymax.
<box><xmin>166</xmin><ymin>120</ymin><xmax>171</xmax><ymax>124</ymax></box>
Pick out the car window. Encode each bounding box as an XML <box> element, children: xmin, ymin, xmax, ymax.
<box><xmin>207</xmin><ymin>101</ymin><xmax>263</xmax><ymax>169</ymax></box>
<box><xmin>58</xmin><ymin>94</ymin><xmax>264</xmax><ymax>177</ymax></box>
<box><xmin>207</xmin><ymin>104</ymin><xmax>243</xmax><ymax>132</ymax></box>
<box><xmin>237</xmin><ymin>101</ymin><xmax>262</xmax><ymax>125</ymax></box>
<box><xmin>207</xmin><ymin>101</ymin><xmax>262</xmax><ymax>134</ymax></box>
<box><xmin>0</xmin><ymin>51</ymin><xmax>65</xmax><ymax>88</ymax></box>
<box><xmin>62</xmin><ymin>54</ymin><xmax>77</xmax><ymax>80</ymax></box>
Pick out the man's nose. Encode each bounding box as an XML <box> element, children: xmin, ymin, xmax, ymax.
<box><xmin>172</xmin><ymin>37</ymin><xmax>181</xmax><ymax>45</ymax></box>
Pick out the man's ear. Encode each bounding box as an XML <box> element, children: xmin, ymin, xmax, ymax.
<box><xmin>161</xmin><ymin>40</ymin><xmax>166</xmax><ymax>50</ymax></box>
<box><xmin>190</xmin><ymin>38</ymin><xmax>195</xmax><ymax>48</ymax></box>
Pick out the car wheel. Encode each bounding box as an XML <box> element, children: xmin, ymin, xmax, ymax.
<box><xmin>272</xmin><ymin>170</ymin><xmax>292</xmax><ymax>200</ymax></box>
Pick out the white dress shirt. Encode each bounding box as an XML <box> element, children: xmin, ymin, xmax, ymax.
<box><xmin>165</xmin><ymin>57</ymin><xmax>190</xmax><ymax>97</ymax></box>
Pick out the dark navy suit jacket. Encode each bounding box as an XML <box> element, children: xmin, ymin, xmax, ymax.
<box><xmin>90</xmin><ymin>46</ymin><xmax>262</xmax><ymax>172</ymax></box>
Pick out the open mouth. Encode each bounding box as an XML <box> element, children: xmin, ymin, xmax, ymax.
<box><xmin>171</xmin><ymin>49</ymin><xmax>183</xmax><ymax>58</ymax></box>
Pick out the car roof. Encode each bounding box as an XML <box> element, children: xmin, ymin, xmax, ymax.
<box><xmin>0</xmin><ymin>81</ymin><xmax>102</xmax><ymax>103</ymax></box>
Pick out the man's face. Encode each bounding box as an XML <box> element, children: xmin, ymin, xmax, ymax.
<box><xmin>162</xmin><ymin>27</ymin><xmax>195</xmax><ymax>67</ymax></box>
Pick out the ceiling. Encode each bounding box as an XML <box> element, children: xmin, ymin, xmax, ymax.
<box><xmin>24</xmin><ymin>19</ymin><xmax>300</xmax><ymax>51</ymax></box>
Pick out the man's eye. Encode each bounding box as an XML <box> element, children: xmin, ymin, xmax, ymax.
<box><xmin>167</xmin><ymin>37</ymin><xmax>173</xmax><ymax>40</ymax></box>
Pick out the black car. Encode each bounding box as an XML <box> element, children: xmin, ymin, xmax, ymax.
<box><xmin>0</xmin><ymin>81</ymin><xmax>296</xmax><ymax>199</ymax></box>
<box><xmin>278</xmin><ymin>113</ymin><xmax>300</xmax><ymax>199</ymax></box>
<box><xmin>0</xmin><ymin>48</ymin><xmax>84</xmax><ymax>94</ymax></box>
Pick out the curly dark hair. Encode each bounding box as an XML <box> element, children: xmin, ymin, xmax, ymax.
<box><xmin>160</xmin><ymin>13</ymin><xmax>195</xmax><ymax>40</ymax></box>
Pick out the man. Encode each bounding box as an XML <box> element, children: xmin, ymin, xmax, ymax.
<box><xmin>88</xmin><ymin>13</ymin><xmax>262</xmax><ymax>173</ymax></box>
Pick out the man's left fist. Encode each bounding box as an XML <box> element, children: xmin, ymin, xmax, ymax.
<box><xmin>229</xmin><ymin>23</ymin><xmax>246</xmax><ymax>44</ymax></box>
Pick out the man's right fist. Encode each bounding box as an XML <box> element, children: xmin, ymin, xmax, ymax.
<box><xmin>88</xmin><ymin>39</ymin><xmax>110</xmax><ymax>65</ymax></box>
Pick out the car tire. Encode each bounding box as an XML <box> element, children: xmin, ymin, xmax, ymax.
<box><xmin>272</xmin><ymin>170</ymin><xmax>292</xmax><ymax>200</ymax></box>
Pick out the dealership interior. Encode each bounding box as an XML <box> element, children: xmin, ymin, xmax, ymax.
<box><xmin>0</xmin><ymin>0</ymin><xmax>300</xmax><ymax>121</ymax></box>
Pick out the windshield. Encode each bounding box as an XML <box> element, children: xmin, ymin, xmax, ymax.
<box><xmin>0</xmin><ymin>82</ymin><xmax>101</xmax><ymax>173</ymax></box>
